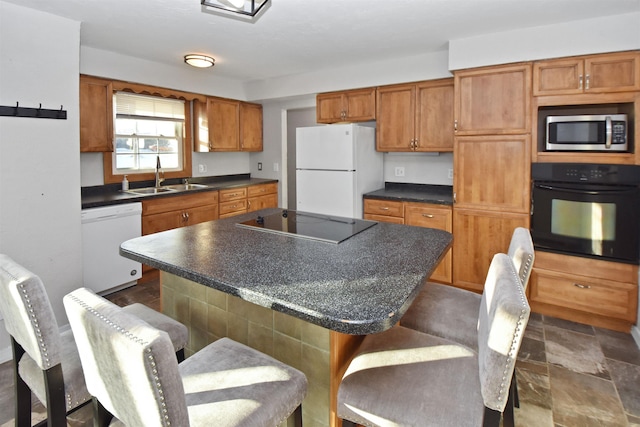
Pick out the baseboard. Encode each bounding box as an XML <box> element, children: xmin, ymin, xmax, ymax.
<box><xmin>632</xmin><ymin>325</ymin><xmax>640</xmax><ymax>350</ymax></box>
<box><xmin>0</xmin><ymin>345</ymin><xmax>11</xmax><ymax>364</ymax></box>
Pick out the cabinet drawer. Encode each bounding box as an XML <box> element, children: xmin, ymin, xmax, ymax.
<box><xmin>219</xmin><ymin>199</ymin><xmax>247</xmax><ymax>216</ymax></box>
<box><xmin>219</xmin><ymin>187</ymin><xmax>247</xmax><ymax>202</ymax></box>
<box><xmin>404</xmin><ymin>203</ymin><xmax>451</xmax><ymax>230</ymax></box>
<box><xmin>364</xmin><ymin>213</ymin><xmax>404</xmax><ymax>224</ymax></box>
<box><xmin>247</xmin><ymin>183</ymin><xmax>277</xmax><ymax>197</ymax></box>
<box><xmin>142</xmin><ymin>191</ymin><xmax>218</xmax><ymax>216</ymax></box>
<box><xmin>364</xmin><ymin>199</ymin><xmax>403</xmax><ymax>217</ymax></box>
<box><xmin>530</xmin><ymin>268</ymin><xmax>638</xmax><ymax>322</ymax></box>
<box><xmin>248</xmin><ymin>194</ymin><xmax>278</xmax><ymax>212</ymax></box>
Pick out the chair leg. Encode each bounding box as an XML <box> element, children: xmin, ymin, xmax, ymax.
<box><xmin>513</xmin><ymin>370</ymin><xmax>520</xmax><ymax>408</ymax></box>
<box><xmin>482</xmin><ymin>406</ymin><xmax>502</xmax><ymax>427</ymax></box>
<box><xmin>92</xmin><ymin>397</ymin><xmax>114</xmax><ymax>427</ymax></box>
<box><xmin>43</xmin><ymin>364</ymin><xmax>67</xmax><ymax>427</ymax></box>
<box><xmin>176</xmin><ymin>348</ymin><xmax>185</xmax><ymax>363</ymax></box>
<box><xmin>292</xmin><ymin>404</ymin><xmax>303</xmax><ymax>427</ymax></box>
<box><xmin>502</xmin><ymin>376</ymin><xmax>516</xmax><ymax>427</ymax></box>
<box><xmin>341</xmin><ymin>419</ymin><xmax>358</xmax><ymax>427</ymax></box>
<box><xmin>11</xmin><ymin>337</ymin><xmax>31</xmax><ymax>427</ymax></box>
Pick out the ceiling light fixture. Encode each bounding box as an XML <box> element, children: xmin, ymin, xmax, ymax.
<box><xmin>201</xmin><ymin>0</ymin><xmax>270</xmax><ymax>17</ymax></box>
<box><xmin>184</xmin><ymin>54</ymin><xmax>215</xmax><ymax>68</ymax></box>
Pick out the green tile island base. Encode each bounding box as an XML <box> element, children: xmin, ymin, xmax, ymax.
<box><xmin>161</xmin><ymin>271</ymin><xmax>364</xmax><ymax>427</ymax></box>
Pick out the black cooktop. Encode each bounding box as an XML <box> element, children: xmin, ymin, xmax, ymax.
<box><xmin>236</xmin><ymin>210</ymin><xmax>377</xmax><ymax>244</ymax></box>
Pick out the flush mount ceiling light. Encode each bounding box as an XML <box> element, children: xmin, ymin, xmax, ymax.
<box><xmin>201</xmin><ymin>0</ymin><xmax>270</xmax><ymax>17</ymax></box>
<box><xmin>184</xmin><ymin>54</ymin><xmax>215</xmax><ymax>68</ymax></box>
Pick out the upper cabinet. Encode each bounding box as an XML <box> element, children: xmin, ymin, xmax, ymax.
<box><xmin>194</xmin><ymin>97</ymin><xmax>263</xmax><ymax>152</ymax></box>
<box><xmin>533</xmin><ymin>51</ymin><xmax>640</xmax><ymax>96</ymax></box>
<box><xmin>376</xmin><ymin>78</ymin><xmax>454</xmax><ymax>152</ymax></box>
<box><xmin>454</xmin><ymin>63</ymin><xmax>531</xmax><ymax>135</ymax></box>
<box><xmin>316</xmin><ymin>88</ymin><xmax>376</xmax><ymax>124</ymax></box>
<box><xmin>80</xmin><ymin>75</ymin><xmax>114</xmax><ymax>152</ymax></box>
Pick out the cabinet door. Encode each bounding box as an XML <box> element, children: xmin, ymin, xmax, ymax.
<box><xmin>248</xmin><ymin>194</ymin><xmax>278</xmax><ymax>212</ymax></box>
<box><xmin>193</xmin><ymin>99</ymin><xmax>211</xmax><ymax>152</ymax></box>
<box><xmin>454</xmin><ymin>135</ymin><xmax>530</xmax><ymax>213</ymax></box>
<box><xmin>316</xmin><ymin>92</ymin><xmax>345</xmax><ymax>123</ymax></box>
<box><xmin>240</xmin><ymin>102</ymin><xmax>263</xmax><ymax>152</ymax></box>
<box><xmin>452</xmin><ymin>209</ymin><xmax>528</xmax><ymax>292</ymax></box>
<box><xmin>454</xmin><ymin>63</ymin><xmax>531</xmax><ymax>135</ymax></box>
<box><xmin>344</xmin><ymin>88</ymin><xmax>376</xmax><ymax>122</ymax></box>
<box><xmin>142</xmin><ymin>211</ymin><xmax>185</xmax><ymax>235</ymax></box>
<box><xmin>80</xmin><ymin>76</ymin><xmax>114</xmax><ymax>152</ymax></box>
<box><xmin>208</xmin><ymin>97</ymin><xmax>239</xmax><ymax>151</ymax></box>
<box><xmin>186</xmin><ymin>204</ymin><xmax>219</xmax><ymax>225</ymax></box>
<box><xmin>533</xmin><ymin>58</ymin><xmax>584</xmax><ymax>96</ymax></box>
<box><xmin>585</xmin><ymin>51</ymin><xmax>640</xmax><ymax>93</ymax></box>
<box><xmin>376</xmin><ymin>84</ymin><xmax>415</xmax><ymax>151</ymax></box>
<box><xmin>415</xmin><ymin>79</ymin><xmax>454</xmax><ymax>152</ymax></box>
<box><xmin>405</xmin><ymin>203</ymin><xmax>452</xmax><ymax>284</ymax></box>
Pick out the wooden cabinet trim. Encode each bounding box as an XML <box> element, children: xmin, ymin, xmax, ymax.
<box><xmin>142</xmin><ymin>191</ymin><xmax>219</xmax><ymax>216</ymax></box>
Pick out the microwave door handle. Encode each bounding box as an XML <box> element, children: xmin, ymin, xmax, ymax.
<box><xmin>605</xmin><ymin>116</ymin><xmax>612</xmax><ymax>149</ymax></box>
<box><xmin>536</xmin><ymin>184</ymin><xmax>635</xmax><ymax>196</ymax></box>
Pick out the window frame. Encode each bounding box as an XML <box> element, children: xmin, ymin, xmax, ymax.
<box><xmin>102</xmin><ymin>82</ymin><xmax>200</xmax><ymax>185</ymax></box>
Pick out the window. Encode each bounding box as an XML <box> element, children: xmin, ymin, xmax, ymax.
<box><xmin>113</xmin><ymin>93</ymin><xmax>185</xmax><ymax>175</ymax></box>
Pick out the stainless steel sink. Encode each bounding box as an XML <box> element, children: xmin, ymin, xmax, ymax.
<box><xmin>126</xmin><ymin>187</ymin><xmax>177</xmax><ymax>195</ymax></box>
<box><xmin>163</xmin><ymin>183</ymin><xmax>209</xmax><ymax>191</ymax></box>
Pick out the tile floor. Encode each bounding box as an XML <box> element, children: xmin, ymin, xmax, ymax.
<box><xmin>1</xmin><ymin>279</ymin><xmax>639</xmax><ymax>426</ymax></box>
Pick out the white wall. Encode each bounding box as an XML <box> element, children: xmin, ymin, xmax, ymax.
<box><xmin>0</xmin><ymin>1</ymin><xmax>83</xmax><ymax>361</ymax></box>
<box><xmin>383</xmin><ymin>153</ymin><xmax>453</xmax><ymax>186</ymax></box>
<box><xmin>449</xmin><ymin>12</ymin><xmax>640</xmax><ymax>71</ymax></box>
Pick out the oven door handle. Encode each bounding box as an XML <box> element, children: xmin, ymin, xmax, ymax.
<box><xmin>606</xmin><ymin>115</ymin><xmax>612</xmax><ymax>149</ymax></box>
<box><xmin>535</xmin><ymin>183</ymin><xmax>636</xmax><ymax>196</ymax></box>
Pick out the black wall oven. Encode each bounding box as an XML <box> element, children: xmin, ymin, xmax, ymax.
<box><xmin>531</xmin><ymin>163</ymin><xmax>640</xmax><ymax>264</ymax></box>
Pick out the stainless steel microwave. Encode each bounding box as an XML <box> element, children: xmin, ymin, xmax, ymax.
<box><xmin>546</xmin><ymin>114</ymin><xmax>628</xmax><ymax>152</ymax></box>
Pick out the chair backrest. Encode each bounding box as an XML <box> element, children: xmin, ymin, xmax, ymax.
<box><xmin>477</xmin><ymin>253</ymin><xmax>530</xmax><ymax>413</ymax></box>
<box><xmin>507</xmin><ymin>227</ymin><xmax>535</xmax><ymax>289</ymax></box>
<box><xmin>64</xmin><ymin>287</ymin><xmax>190</xmax><ymax>427</ymax></box>
<box><xmin>0</xmin><ymin>254</ymin><xmax>61</xmax><ymax>370</ymax></box>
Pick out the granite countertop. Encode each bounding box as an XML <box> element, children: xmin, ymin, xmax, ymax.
<box><xmin>81</xmin><ymin>175</ymin><xmax>278</xmax><ymax>209</ymax></box>
<box><xmin>120</xmin><ymin>208</ymin><xmax>452</xmax><ymax>335</ymax></box>
<box><xmin>364</xmin><ymin>183</ymin><xmax>453</xmax><ymax>205</ymax></box>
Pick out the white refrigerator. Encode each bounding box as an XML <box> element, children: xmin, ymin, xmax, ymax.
<box><xmin>296</xmin><ymin>124</ymin><xmax>383</xmax><ymax>219</ymax></box>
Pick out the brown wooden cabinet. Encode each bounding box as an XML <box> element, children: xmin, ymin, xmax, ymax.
<box><xmin>454</xmin><ymin>63</ymin><xmax>531</xmax><ymax>135</ymax></box>
<box><xmin>247</xmin><ymin>182</ymin><xmax>278</xmax><ymax>212</ymax></box>
<box><xmin>194</xmin><ymin>97</ymin><xmax>263</xmax><ymax>152</ymax></box>
<box><xmin>316</xmin><ymin>88</ymin><xmax>376</xmax><ymax>124</ymax></box>
<box><xmin>219</xmin><ymin>187</ymin><xmax>248</xmax><ymax>218</ymax></box>
<box><xmin>141</xmin><ymin>191</ymin><xmax>219</xmax><ymax>273</ymax></box>
<box><xmin>529</xmin><ymin>251</ymin><xmax>638</xmax><ymax>332</ymax></box>
<box><xmin>364</xmin><ymin>198</ymin><xmax>452</xmax><ymax>283</ymax></box>
<box><xmin>404</xmin><ymin>202</ymin><xmax>452</xmax><ymax>283</ymax></box>
<box><xmin>452</xmin><ymin>63</ymin><xmax>532</xmax><ymax>292</ymax></box>
<box><xmin>533</xmin><ymin>51</ymin><xmax>640</xmax><ymax>96</ymax></box>
<box><xmin>376</xmin><ymin>79</ymin><xmax>454</xmax><ymax>152</ymax></box>
<box><xmin>80</xmin><ymin>75</ymin><xmax>114</xmax><ymax>152</ymax></box>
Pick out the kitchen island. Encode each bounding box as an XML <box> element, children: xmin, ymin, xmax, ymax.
<box><xmin>120</xmin><ymin>208</ymin><xmax>452</xmax><ymax>427</ymax></box>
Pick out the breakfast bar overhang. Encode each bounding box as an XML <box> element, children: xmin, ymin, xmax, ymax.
<box><xmin>120</xmin><ymin>208</ymin><xmax>452</xmax><ymax>426</ymax></box>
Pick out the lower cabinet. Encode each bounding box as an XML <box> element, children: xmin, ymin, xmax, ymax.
<box><xmin>529</xmin><ymin>251</ymin><xmax>638</xmax><ymax>332</ymax></box>
<box><xmin>220</xmin><ymin>183</ymin><xmax>279</xmax><ymax>218</ymax></box>
<box><xmin>219</xmin><ymin>187</ymin><xmax>248</xmax><ymax>218</ymax></box>
<box><xmin>142</xmin><ymin>191</ymin><xmax>219</xmax><ymax>273</ymax></box>
<box><xmin>364</xmin><ymin>198</ymin><xmax>452</xmax><ymax>284</ymax></box>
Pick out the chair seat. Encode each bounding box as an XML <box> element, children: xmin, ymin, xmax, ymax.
<box><xmin>121</xmin><ymin>303</ymin><xmax>188</xmax><ymax>353</ymax></box>
<box><xmin>401</xmin><ymin>282</ymin><xmax>481</xmax><ymax>351</ymax></box>
<box><xmin>177</xmin><ymin>337</ymin><xmax>307</xmax><ymax>426</ymax></box>
<box><xmin>338</xmin><ymin>325</ymin><xmax>484</xmax><ymax>427</ymax></box>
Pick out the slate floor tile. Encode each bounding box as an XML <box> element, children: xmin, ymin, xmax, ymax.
<box><xmin>596</xmin><ymin>327</ymin><xmax>640</xmax><ymax>367</ymax></box>
<box><xmin>545</xmin><ymin>325</ymin><xmax>610</xmax><ymax>379</ymax></box>
<box><xmin>607</xmin><ymin>358</ymin><xmax>640</xmax><ymax>418</ymax></box>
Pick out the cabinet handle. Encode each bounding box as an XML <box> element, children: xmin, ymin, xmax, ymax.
<box><xmin>454</xmin><ymin>120</ymin><xmax>458</xmax><ymax>132</ymax></box>
<box><xmin>453</xmin><ymin>192</ymin><xmax>457</xmax><ymax>204</ymax></box>
<box><xmin>421</xmin><ymin>214</ymin><xmax>434</xmax><ymax>218</ymax></box>
<box><xmin>379</xmin><ymin>207</ymin><xmax>390</xmax><ymax>211</ymax></box>
<box><xmin>573</xmin><ymin>283</ymin><xmax>591</xmax><ymax>289</ymax></box>
<box><xmin>579</xmin><ymin>75</ymin><xmax>583</xmax><ymax>90</ymax></box>
<box><xmin>248</xmin><ymin>201</ymin><xmax>251</xmax><ymax>208</ymax></box>
<box><xmin>585</xmin><ymin>74</ymin><xmax>590</xmax><ymax>90</ymax></box>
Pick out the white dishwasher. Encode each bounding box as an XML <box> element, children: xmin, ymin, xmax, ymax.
<box><xmin>81</xmin><ymin>202</ymin><xmax>142</xmax><ymax>295</ymax></box>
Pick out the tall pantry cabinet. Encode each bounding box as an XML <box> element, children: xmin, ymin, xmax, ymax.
<box><xmin>452</xmin><ymin>63</ymin><xmax>532</xmax><ymax>292</ymax></box>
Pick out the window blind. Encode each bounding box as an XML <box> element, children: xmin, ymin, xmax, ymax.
<box><xmin>115</xmin><ymin>92</ymin><xmax>185</xmax><ymax>120</ymax></box>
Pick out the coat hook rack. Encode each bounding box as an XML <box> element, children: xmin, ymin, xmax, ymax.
<box><xmin>0</xmin><ymin>102</ymin><xmax>67</xmax><ymax>119</ymax></box>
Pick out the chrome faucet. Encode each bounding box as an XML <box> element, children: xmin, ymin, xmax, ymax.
<box><xmin>155</xmin><ymin>156</ymin><xmax>164</xmax><ymax>188</ymax></box>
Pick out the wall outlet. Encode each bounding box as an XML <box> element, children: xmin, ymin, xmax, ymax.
<box><xmin>198</xmin><ymin>164</ymin><xmax>207</xmax><ymax>173</ymax></box>
<box><xmin>448</xmin><ymin>168</ymin><xmax>454</xmax><ymax>179</ymax></box>
<box><xmin>273</xmin><ymin>162</ymin><xmax>279</xmax><ymax>172</ymax></box>
<box><xmin>394</xmin><ymin>166</ymin><xmax>405</xmax><ymax>177</ymax></box>
<box><xmin>258</xmin><ymin>162</ymin><xmax>262</xmax><ymax>171</ymax></box>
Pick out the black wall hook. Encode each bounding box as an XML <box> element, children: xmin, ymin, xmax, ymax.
<box><xmin>0</xmin><ymin>102</ymin><xmax>67</xmax><ymax>119</ymax></box>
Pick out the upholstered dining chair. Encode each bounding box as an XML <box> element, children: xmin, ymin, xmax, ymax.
<box><xmin>0</xmin><ymin>254</ymin><xmax>189</xmax><ymax>427</ymax></box>
<box><xmin>337</xmin><ymin>252</ymin><xmax>531</xmax><ymax>427</ymax></box>
<box><xmin>64</xmin><ymin>286</ymin><xmax>309</xmax><ymax>427</ymax></box>
<box><xmin>400</xmin><ymin>227</ymin><xmax>534</xmax><ymax>351</ymax></box>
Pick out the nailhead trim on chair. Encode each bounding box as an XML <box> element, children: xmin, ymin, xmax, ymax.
<box><xmin>15</xmin><ymin>278</ymin><xmax>52</xmax><ymax>368</ymax></box>
<box><xmin>67</xmin><ymin>294</ymin><xmax>172</xmax><ymax>427</ymax></box>
<box><xmin>520</xmin><ymin>254</ymin><xmax>533</xmax><ymax>284</ymax></box>
<box><xmin>492</xmin><ymin>266</ymin><xmax>529</xmax><ymax>410</ymax></box>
